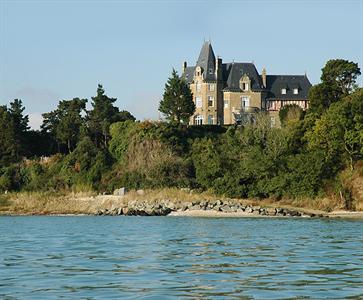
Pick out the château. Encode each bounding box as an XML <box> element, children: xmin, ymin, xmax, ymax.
<box><xmin>182</xmin><ymin>41</ymin><xmax>312</xmax><ymax>126</ymax></box>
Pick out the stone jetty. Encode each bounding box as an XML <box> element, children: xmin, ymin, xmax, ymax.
<box><xmin>96</xmin><ymin>199</ymin><xmax>326</xmax><ymax>218</ymax></box>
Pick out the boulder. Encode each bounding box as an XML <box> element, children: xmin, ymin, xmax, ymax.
<box><xmin>265</xmin><ymin>207</ymin><xmax>276</xmax><ymax>215</ymax></box>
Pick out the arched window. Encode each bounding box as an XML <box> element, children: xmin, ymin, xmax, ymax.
<box><xmin>194</xmin><ymin>115</ymin><xmax>204</xmax><ymax>125</ymax></box>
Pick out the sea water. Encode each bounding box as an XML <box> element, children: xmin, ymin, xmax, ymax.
<box><xmin>0</xmin><ymin>216</ymin><xmax>362</xmax><ymax>299</ymax></box>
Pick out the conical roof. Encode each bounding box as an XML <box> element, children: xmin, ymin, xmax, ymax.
<box><xmin>196</xmin><ymin>41</ymin><xmax>216</xmax><ymax>80</ymax></box>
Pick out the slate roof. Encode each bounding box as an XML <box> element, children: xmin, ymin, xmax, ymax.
<box><xmin>223</xmin><ymin>62</ymin><xmax>264</xmax><ymax>92</ymax></box>
<box><xmin>181</xmin><ymin>42</ymin><xmax>312</xmax><ymax>99</ymax></box>
<box><xmin>265</xmin><ymin>75</ymin><xmax>312</xmax><ymax>100</ymax></box>
<box><xmin>196</xmin><ymin>41</ymin><xmax>217</xmax><ymax>81</ymax></box>
<box><xmin>183</xmin><ymin>66</ymin><xmax>195</xmax><ymax>84</ymax></box>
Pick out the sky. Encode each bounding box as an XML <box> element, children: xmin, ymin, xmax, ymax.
<box><xmin>1</xmin><ymin>0</ymin><xmax>362</xmax><ymax>129</ymax></box>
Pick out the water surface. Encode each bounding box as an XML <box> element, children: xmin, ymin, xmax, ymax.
<box><xmin>0</xmin><ymin>216</ymin><xmax>363</xmax><ymax>299</ymax></box>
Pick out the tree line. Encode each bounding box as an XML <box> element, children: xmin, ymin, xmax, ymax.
<box><xmin>0</xmin><ymin>59</ymin><xmax>362</xmax><ymax>206</ymax></box>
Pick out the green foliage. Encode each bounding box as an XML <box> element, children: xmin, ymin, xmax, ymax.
<box><xmin>0</xmin><ymin>106</ymin><xmax>16</xmax><ymax>167</ymax></box>
<box><xmin>279</xmin><ymin>104</ymin><xmax>304</xmax><ymax>127</ymax></box>
<box><xmin>159</xmin><ymin>69</ymin><xmax>195</xmax><ymax>124</ymax></box>
<box><xmin>42</xmin><ymin>98</ymin><xmax>87</xmax><ymax>153</ymax></box>
<box><xmin>87</xmin><ymin>84</ymin><xmax>135</xmax><ymax>147</ymax></box>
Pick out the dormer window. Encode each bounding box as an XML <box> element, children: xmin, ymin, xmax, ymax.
<box><xmin>239</xmin><ymin>74</ymin><xmax>251</xmax><ymax>92</ymax></box>
<box><xmin>293</xmin><ymin>88</ymin><xmax>299</xmax><ymax>94</ymax></box>
<box><xmin>208</xmin><ymin>68</ymin><xmax>213</xmax><ymax>75</ymax></box>
<box><xmin>195</xmin><ymin>66</ymin><xmax>202</xmax><ymax>77</ymax></box>
<box><xmin>281</xmin><ymin>88</ymin><xmax>287</xmax><ymax>94</ymax></box>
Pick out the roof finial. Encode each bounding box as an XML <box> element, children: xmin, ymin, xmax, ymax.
<box><xmin>304</xmin><ymin>70</ymin><xmax>307</xmax><ymax>77</ymax></box>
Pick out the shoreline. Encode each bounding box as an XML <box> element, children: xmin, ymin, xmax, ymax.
<box><xmin>1</xmin><ymin>190</ymin><xmax>363</xmax><ymax>219</ymax></box>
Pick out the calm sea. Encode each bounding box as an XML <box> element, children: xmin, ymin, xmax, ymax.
<box><xmin>0</xmin><ymin>216</ymin><xmax>362</xmax><ymax>299</ymax></box>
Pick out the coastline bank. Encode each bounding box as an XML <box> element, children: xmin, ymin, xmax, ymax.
<box><xmin>1</xmin><ymin>189</ymin><xmax>362</xmax><ymax>219</ymax></box>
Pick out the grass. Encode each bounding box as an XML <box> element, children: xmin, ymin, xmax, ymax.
<box><xmin>1</xmin><ymin>187</ymin><xmax>357</xmax><ymax>215</ymax></box>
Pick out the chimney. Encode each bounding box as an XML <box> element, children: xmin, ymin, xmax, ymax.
<box><xmin>182</xmin><ymin>61</ymin><xmax>187</xmax><ymax>73</ymax></box>
<box><xmin>262</xmin><ymin>67</ymin><xmax>267</xmax><ymax>88</ymax></box>
<box><xmin>215</xmin><ymin>56</ymin><xmax>222</xmax><ymax>79</ymax></box>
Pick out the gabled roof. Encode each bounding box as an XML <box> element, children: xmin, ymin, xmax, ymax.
<box><xmin>223</xmin><ymin>62</ymin><xmax>264</xmax><ymax>92</ymax></box>
<box><xmin>265</xmin><ymin>75</ymin><xmax>311</xmax><ymax>100</ymax></box>
<box><xmin>196</xmin><ymin>41</ymin><xmax>216</xmax><ymax>81</ymax></box>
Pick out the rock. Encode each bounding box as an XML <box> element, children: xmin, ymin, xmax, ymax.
<box><xmin>221</xmin><ymin>205</ymin><xmax>232</xmax><ymax>212</ymax></box>
<box><xmin>265</xmin><ymin>208</ymin><xmax>276</xmax><ymax>216</ymax></box>
<box><xmin>189</xmin><ymin>204</ymin><xmax>201</xmax><ymax>211</ymax></box>
<box><xmin>113</xmin><ymin>187</ymin><xmax>127</xmax><ymax>196</ymax></box>
<box><xmin>213</xmin><ymin>205</ymin><xmax>221</xmax><ymax>211</ymax></box>
<box><xmin>136</xmin><ymin>189</ymin><xmax>145</xmax><ymax>196</ymax></box>
<box><xmin>245</xmin><ymin>206</ymin><xmax>253</xmax><ymax>213</ymax></box>
<box><xmin>122</xmin><ymin>207</ymin><xmax>129</xmax><ymax>215</ymax></box>
<box><xmin>117</xmin><ymin>208</ymin><xmax>122</xmax><ymax>215</ymax></box>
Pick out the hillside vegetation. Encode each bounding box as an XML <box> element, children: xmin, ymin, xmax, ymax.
<box><xmin>0</xmin><ymin>59</ymin><xmax>362</xmax><ymax>211</ymax></box>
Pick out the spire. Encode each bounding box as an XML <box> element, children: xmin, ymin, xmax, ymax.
<box><xmin>196</xmin><ymin>41</ymin><xmax>216</xmax><ymax>80</ymax></box>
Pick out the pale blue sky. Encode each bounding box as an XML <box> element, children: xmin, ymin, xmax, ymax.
<box><xmin>1</xmin><ymin>0</ymin><xmax>362</xmax><ymax>128</ymax></box>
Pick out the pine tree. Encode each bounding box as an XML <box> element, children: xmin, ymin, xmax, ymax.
<box><xmin>159</xmin><ymin>69</ymin><xmax>195</xmax><ymax>124</ymax></box>
<box><xmin>8</xmin><ymin>99</ymin><xmax>29</xmax><ymax>159</ymax></box>
<box><xmin>0</xmin><ymin>106</ymin><xmax>16</xmax><ymax>166</ymax></box>
<box><xmin>87</xmin><ymin>84</ymin><xmax>135</xmax><ymax>147</ymax></box>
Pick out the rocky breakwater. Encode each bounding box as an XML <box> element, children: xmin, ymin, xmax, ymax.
<box><xmin>96</xmin><ymin>199</ymin><xmax>327</xmax><ymax>218</ymax></box>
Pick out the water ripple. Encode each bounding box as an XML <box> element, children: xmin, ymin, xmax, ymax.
<box><xmin>0</xmin><ymin>216</ymin><xmax>363</xmax><ymax>299</ymax></box>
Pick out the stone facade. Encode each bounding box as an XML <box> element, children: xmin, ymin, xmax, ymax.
<box><xmin>182</xmin><ymin>42</ymin><xmax>312</xmax><ymax>126</ymax></box>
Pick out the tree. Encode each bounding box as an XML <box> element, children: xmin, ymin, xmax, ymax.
<box><xmin>8</xmin><ymin>99</ymin><xmax>29</xmax><ymax>159</ymax></box>
<box><xmin>306</xmin><ymin>88</ymin><xmax>363</xmax><ymax>171</ymax></box>
<box><xmin>87</xmin><ymin>84</ymin><xmax>135</xmax><ymax>147</ymax></box>
<box><xmin>56</xmin><ymin>98</ymin><xmax>87</xmax><ymax>153</ymax></box>
<box><xmin>159</xmin><ymin>69</ymin><xmax>195</xmax><ymax>124</ymax></box>
<box><xmin>321</xmin><ymin>59</ymin><xmax>361</xmax><ymax>96</ymax></box>
<box><xmin>279</xmin><ymin>104</ymin><xmax>303</xmax><ymax>127</ymax></box>
<box><xmin>42</xmin><ymin>98</ymin><xmax>87</xmax><ymax>153</ymax></box>
<box><xmin>308</xmin><ymin>59</ymin><xmax>361</xmax><ymax>116</ymax></box>
<box><xmin>0</xmin><ymin>106</ymin><xmax>16</xmax><ymax>166</ymax></box>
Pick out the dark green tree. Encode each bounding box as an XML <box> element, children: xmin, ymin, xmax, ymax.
<box><xmin>159</xmin><ymin>69</ymin><xmax>195</xmax><ymax>124</ymax></box>
<box><xmin>308</xmin><ymin>59</ymin><xmax>361</xmax><ymax>116</ymax></box>
<box><xmin>42</xmin><ymin>98</ymin><xmax>87</xmax><ymax>153</ymax></box>
<box><xmin>8</xmin><ymin>99</ymin><xmax>29</xmax><ymax>159</ymax></box>
<box><xmin>87</xmin><ymin>84</ymin><xmax>135</xmax><ymax>147</ymax></box>
<box><xmin>321</xmin><ymin>59</ymin><xmax>361</xmax><ymax>96</ymax></box>
<box><xmin>0</xmin><ymin>106</ymin><xmax>16</xmax><ymax>166</ymax></box>
<box><xmin>56</xmin><ymin>98</ymin><xmax>87</xmax><ymax>153</ymax></box>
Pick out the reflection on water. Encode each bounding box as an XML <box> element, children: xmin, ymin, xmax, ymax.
<box><xmin>0</xmin><ymin>216</ymin><xmax>363</xmax><ymax>299</ymax></box>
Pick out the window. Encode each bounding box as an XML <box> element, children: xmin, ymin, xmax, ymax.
<box><xmin>281</xmin><ymin>88</ymin><xmax>287</xmax><ymax>94</ymax></box>
<box><xmin>224</xmin><ymin>100</ymin><xmax>229</xmax><ymax>108</ymax></box>
<box><xmin>196</xmin><ymin>97</ymin><xmax>202</xmax><ymax>108</ymax></box>
<box><xmin>208</xmin><ymin>84</ymin><xmax>215</xmax><ymax>91</ymax></box>
<box><xmin>208</xmin><ymin>115</ymin><xmax>214</xmax><ymax>125</ymax></box>
<box><xmin>241</xmin><ymin>96</ymin><xmax>250</xmax><ymax>108</ymax></box>
<box><xmin>242</xmin><ymin>82</ymin><xmax>249</xmax><ymax>91</ymax></box>
<box><xmin>196</xmin><ymin>82</ymin><xmax>202</xmax><ymax>92</ymax></box>
<box><xmin>195</xmin><ymin>115</ymin><xmax>203</xmax><ymax>125</ymax></box>
<box><xmin>209</xmin><ymin>68</ymin><xmax>213</xmax><ymax>74</ymax></box>
<box><xmin>293</xmin><ymin>88</ymin><xmax>298</xmax><ymax>94</ymax></box>
<box><xmin>208</xmin><ymin>96</ymin><xmax>214</xmax><ymax>107</ymax></box>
